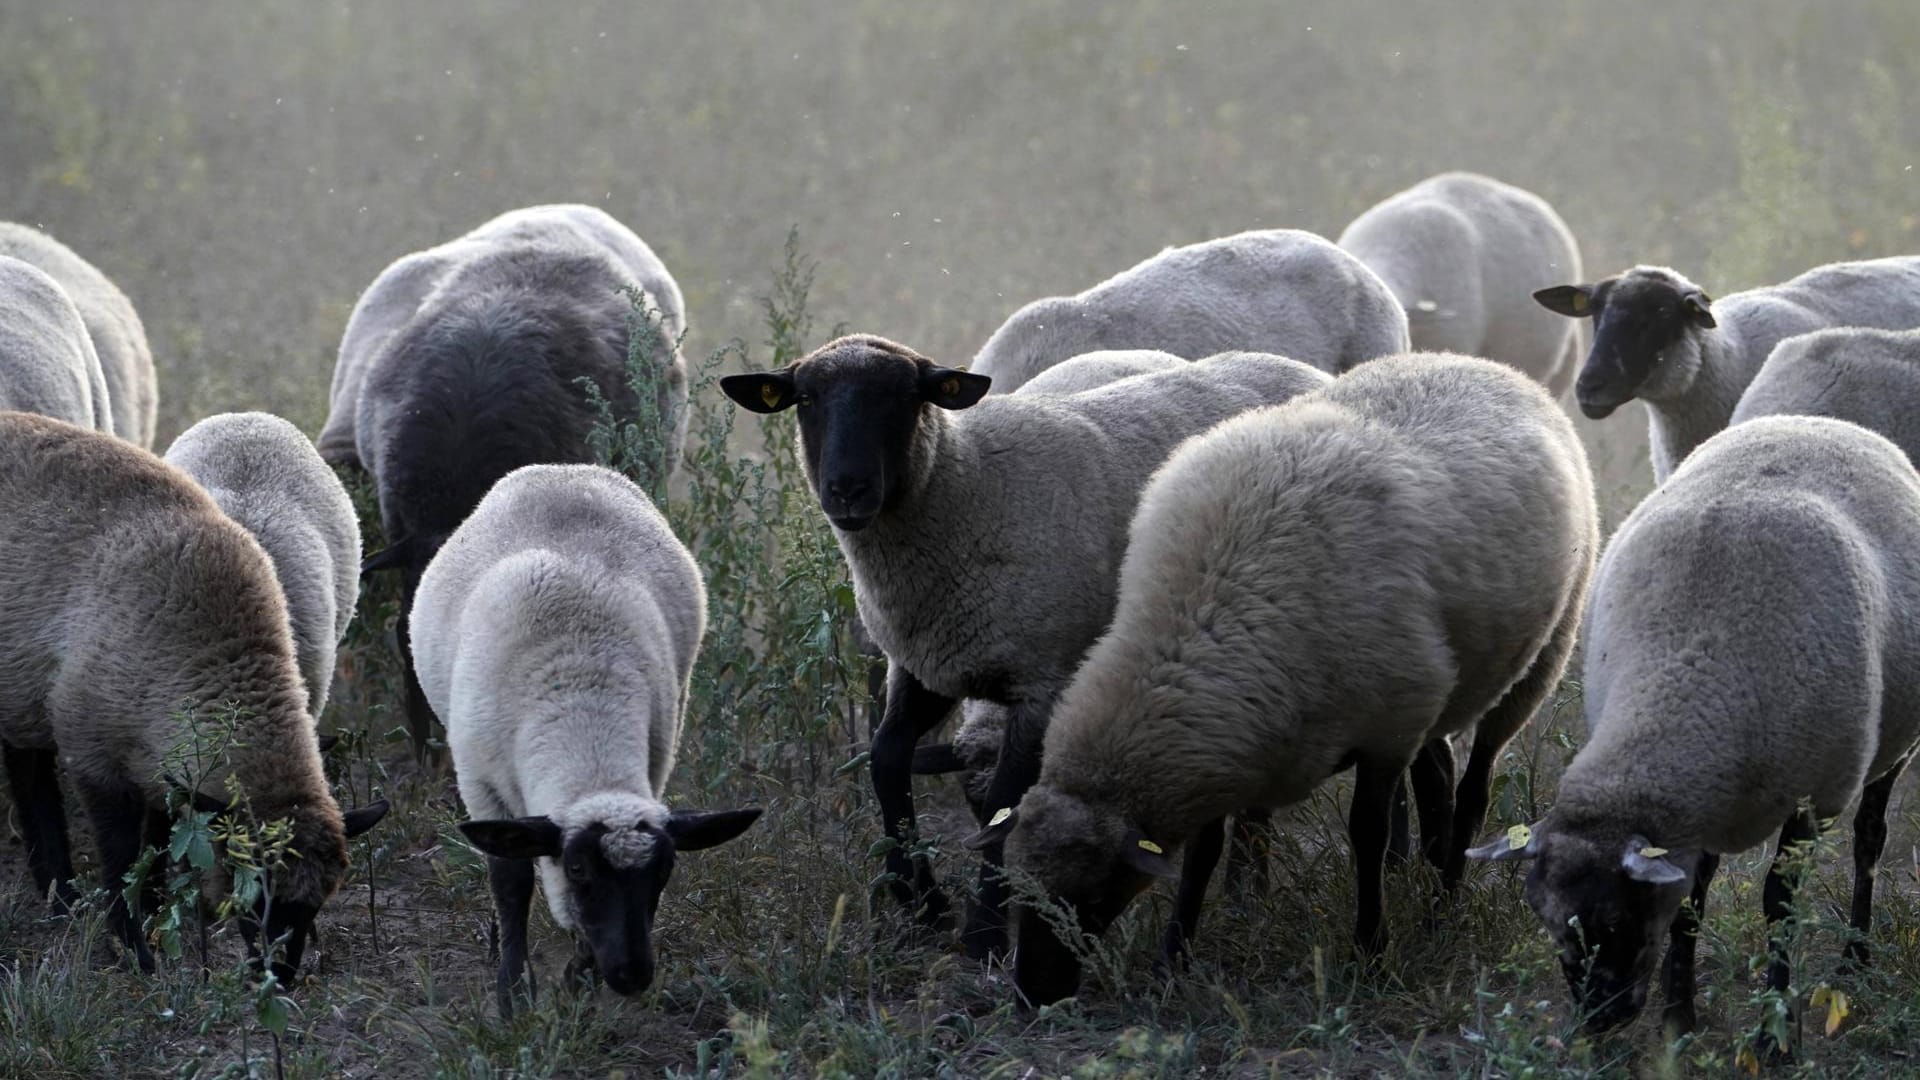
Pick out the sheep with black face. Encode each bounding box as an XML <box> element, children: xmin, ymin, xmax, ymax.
<box><xmin>1535</xmin><ymin>256</ymin><xmax>1920</xmax><ymax>480</ymax></box>
<box><xmin>410</xmin><ymin>464</ymin><xmax>759</xmax><ymax>1015</ymax></box>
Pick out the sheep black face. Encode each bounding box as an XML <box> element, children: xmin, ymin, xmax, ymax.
<box><xmin>1470</xmin><ymin>827</ymin><xmax>1694</xmax><ymax>1031</ymax></box>
<box><xmin>460</xmin><ymin>807</ymin><xmax>761</xmax><ymax>996</ymax></box>
<box><xmin>996</xmin><ymin>787</ymin><xmax>1179</xmax><ymax>1007</ymax></box>
<box><xmin>231</xmin><ymin>798</ymin><xmax>390</xmax><ymax>984</ymax></box>
<box><xmin>719</xmin><ymin>336</ymin><xmax>990</xmax><ymax>531</ymax></box>
<box><xmin>1535</xmin><ymin>271</ymin><xmax>1715</xmax><ymax>420</ymax></box>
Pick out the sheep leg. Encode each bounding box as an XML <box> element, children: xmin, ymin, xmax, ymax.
<box><xmin>487</xmin><ymin>855</ymin><xmax>537</xmax><ymax>1017</ymax></box>
<box><xmin>1759</xmin><ymin>808</ymin><xmax>1819</xmax><ymax>1062</ymax></box>
<box><xmin>1158</xmin><ymin>816</ymin><xmax>1226</xmax><ymax>973</ymax></box>
<box><xmin>1223</xmin><ymin>808</ymin><xmax>1273</xmax><ymax>898</ymax></box>
<box><xmin>1845</xmin><ymin>751</ymin><xmax>1912</xmax><ymax>967</ymax></box>
<box><xmin>1386</xmin><ymin>778</ymin><xmax>1413</xmax><ymax>864</ymax></box>
<box><xmin>2</xmin><ymin>742</ymin><xmax>77</xmax><ymax>906</ymax></box>
<box><xmin>1660</xmin><ymin>851</ymin><xmax>1718</xmax><ymax>1039</ymax></box>
<box><xmin>395</xmin><ymin>602</ymin><xmax>437</xmax><ymax>763</ymax></box>
<box><xmin>869</xmin><ymin>664</ymin><xmax>957</xmax><ymax>930</ymax></box>
<box><xmin>963</xmin><ymin>701</ymin><xmax>1049</xmax><ymax>961</ymax></box>
<box><xmin>76</xmin><ymin>775</ymin><xmax>156</xmax><ymax>973</ymax></box>
<box><xmin>1407</xmin><ymin>738</ymin><xmax>1456</xmax><ymax>873</ymax></box>
<box><xmin>865</xmin><ymin>657</ymin><xmax>888</xmax><ymax>740</ymax></box>
<box><xmin>1350</xmin><ymin>761</ymin><xmax>1400</xmax><ymax>956</ymax></box>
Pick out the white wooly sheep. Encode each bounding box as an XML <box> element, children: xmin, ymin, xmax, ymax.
<box><xmin>721</xmin><ymin>336</ymin><xmax>1332</xmax><ymax>958</ymax></box>
<box><xmin>970</xmin><ymin>229</ymin><xmax>1409</xmax><ymax>394</ymax></box>
<box><xmin>1535</xmin><ymin>255</ymin><xmax>1920</xmax><ymax>481</ymax></box>
<box><xmin>410</xmin><ymin>464</ymin><xmax>760</xmax><ymax>1014</ymax></box>
<box><xmin>1472</xmin><ymin>416</ymin><xmax>1920</xmax><ymax>1050</ymax></box>
<box><xmin>317</xmin><ymin>204</ymin><xmax>687</xmax><ymax>467</ymax></box>
<box><xmin>1338</xmin><ymin>172</ymin><xmax>1585</xmax><ymax>395</ymax></box>
<box><xmin>997</xmin><ymin>355</ymin><xmax>1597</xmax><ymax>1006</ymax></box>
<box><xmin>0</xmin><ymin>223</ymin><xmax>156</xmax><ymax>446</ymax></box>
<box><xmin>1014</xmin><ymin>349</ymin><xmax>1187</xmax><ymax>395</ymax></box>
<box><xmin>165</xmin><ymin>413</ymin><xmax>362</xmax><ymax>721</ymax></box>
<box><xmin>0</xmin><ymin>255</ymin><xmax>114</xmax><ymax>434</ymax></box>
<box><xmin>1732</xmin><ymin>326</ymin><xmax>1920</xmax><ymax>460</ymax></box>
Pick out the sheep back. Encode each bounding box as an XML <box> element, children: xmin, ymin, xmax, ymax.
<box><xmin>1014</xmin><ymin>350</ymin><xmax>1187</xmax><ymax>396</ymax></box>
<box><xmin>0</xmin><ymin>256</ymin><xmax>114</xmax><ymax>435</ymax></box>
<box><xmin>1733</xmin><ymin>327</ymin><xmax>1920</xmax><ymax>464</ymax></box>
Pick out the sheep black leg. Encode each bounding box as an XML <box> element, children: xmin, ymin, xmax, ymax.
<box><xmin>1845</xmin><ymin>752</ymin><xmax>1911</xmax><ymax>967</ymax></box>
<box><xmin>1158</xmin><ymin>816</ymin><xmax>1226</xmax><ymax>974</ymax></box>
<box><xmin>1350</xmin><ymin>761</ymin><xmax>1399</xmax><ymax>956</ymax></box>
<box><xmin>76</xmin><ymin>774</ymin><xmax>156</xmax><ymax>973</ymax></box>
<box><xmin>2</xmin><ymin>742</ymin><xmax>77</xmax><ymax>906</ymax></box>
<box><xmin>1386</xmin><ymin>777</ymin><xmax>1413</xmax><ymax>865</ymax></box>
<box><xmin>865</xmin><ymin>657</ymin><xmax>888</xmax><ymax>740</ymax></box>
<box><xmin>964</xmin><ymin>702</ymin><xmax>1047</xmax><ymax>961</ymax></box>
<box><xmin>869</xmin><ymin>664</ymin><xmax>957</xmax><ymax>932</ymax></box>
<box><xmin>1661</xmin><ymin>851</ymin><xmax>1718</xmax><ymax>1039</ymax></box>
<box><xmin>1408</xmin><ymin>738</ymin><xmax>1455</xmax><ymax>873</ymax></box>
<box><xmin>394</xmin><ymin>601</ymin><xmax>437</xmax><ymax>764</ymax></box>
<box><xmin>1223</xmin><ymin>808</ymin><xmax>1273</xmax><ymax>898</ymax></box>
<box><xmin>487</xmin><ymin>855</ymin><xmax>537</xmax><ymax>1017</ymax></box>
<box><xmin>1758</xmin><ymin>808</ymin><xmax>1819</xmax><ymax>1063</ymax></box>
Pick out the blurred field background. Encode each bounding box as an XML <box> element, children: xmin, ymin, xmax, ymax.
<box><xmin>2</xmin><ymin>1</ymin><xmax>1919</xmax><ymax>1077</ymax></box>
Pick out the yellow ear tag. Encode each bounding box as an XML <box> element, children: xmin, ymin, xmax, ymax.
<box><xmin>940</xmin><ymin>376</ymin><xmax>959</xmax><ymax>397</ymax></box>
<box><xmin>1137</xmin><ymin>838</ymin><xmax>1164</xmax><ymax>855</ymax></box>
<box><xmin>1638</xmin><ymin>845</ymin><xmax>1669</xmax><ymax>859</ymax></box>
<box><xmin>1570</xmin><ymin>292</ymin><xmax>1589</xmax><ymax>315</ymax></box>
<box><xmin>988</xmin><ymin>807</ymin><xmax>1012</xmax><ymax>828</ymax></box>
<box><xmin>1506</xmin><ymin>824</ymin><xmax>1533</xmax><ymax>851</ymax></box>
<box><xmin>760</xmin><ymin>383</ymin><xmax>782</xmax><ymax>409</ymax></box>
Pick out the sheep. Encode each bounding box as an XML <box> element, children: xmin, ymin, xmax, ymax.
<box><xmin>985</xmin><ymin>354</ymin><xmax>1597</xmax><ymax>1006</ymax></box>
<box><xmin>409</xmin><ymin>464</ymin><xmax>760</xmax><ymax>1015</ymax></box>
<box><xmin>1534</xmin><ymin>255</ymin><xmax>1920</xmax><ymax>481</ymax></box>
<box><xmin>1014</xmin><ymin>349</ymin><xmax>1187</xmax><ymax>395</ymax></box>
<box><xmin>1338</xmin><ymin>172</ymin><xmax>1586</xmax><ymax>396</ymax></box>
<box><xmin>164</xmin><ymin>413</ymin><xmax>362</xmax><ymax>722</ymax></box>
<box><xmin>1470</xmin><ymin>416</ymin><xmax>1920</xmax><ymax>1052</ymax></box>
<box><xmin>969</xmin><ymin>229</ymin><xmax>1410</xmax><ymax>395</ymax></box>
<box><xmin>721</xmin><ymin>335</ymin><xmax>1334</xmax><ymax>958</ymax></box>
<box><xmin>1732</xmin><ymin>326</ymin><xmax>1920</xmax><ymax>459</ymax></box>
<box><xmin>0</xmin><ymin>412</ymin><xmax>388</xmax><ymax>978</ymax></box>
<box><xmin>335</xmin><ymin>205</ymin><xmax>690</xmax><ymax>754</ymax></box>
<box><xmin>0</xmin><ymin>223</ymin><xmax>158</xmax><ymax>447</ymax></box>
<box><xmin>0</xmin><ymin>255</ymin><xmax>114</xmax><ymax>435</ymax></box>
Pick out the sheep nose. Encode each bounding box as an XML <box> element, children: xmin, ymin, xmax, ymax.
<box><xmin>602</xmin><ymin>962</ymin><xmax>651</xmax><ymax>995</ymax></box>
<box><xmin>826</xmin><ymin>477</ymin><xmax>870</xmax><ymax>504</ymax></box>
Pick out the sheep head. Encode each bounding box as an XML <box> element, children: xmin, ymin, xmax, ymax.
<box><xmin>1535</xmin><ymin>266</ymin><xmax>1715</xmax><ymax>420</ymax></box>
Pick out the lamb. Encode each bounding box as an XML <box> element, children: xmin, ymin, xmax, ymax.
<box><xmin>0</xmin><ymin>223</ymin><xmax>158</xmax><ymax>446</ymax></box>
<box><xmin>1534</xmin><ymin>255</ymin><xmax>1920</xmax><ymax>481</ymax></box>
<box><xmin>1470</xmin><ymin>416</ymin><xmax>1920</xmax><ymax>1054</ymax></box>
<box><xmin>721</xmin><ymin>336</ymin><xmax>1333</xmax><ymax>958</ymax></box>
<box><xmin>1338</xmin><ymin>172</ymin><xmax>1586</xmax><ymax>395</ymax></box>
<box><xmin>0</xmin><ymin>412</ymin><xmax>388</xmax><ymax>979</ymax></box>
<box><xmin>409</xmin><ymin>464</ymin><xmax>760</xmax><ymax>1015</ymax></box>
<box><xmin>968</xmin><ymin>229</ymin><xmax>1409</xmax><ymax>395</ymax></box>
<box><xmin>336</xmin><ymin>205</ymin><xmax>690</xmax><ymax>754</ymax></box>
<box><xmin>989</xmin><ymin>355</ymin><xmax>1597</xmax><ymax>1006</ymax></box>
<box><xmin>0</xmin><ymin>255</ymin><xmax>114</xmax><ymax>435</ymax></box>
<box><xmin>1732</xmin><ymin>326</ymin><xmax>1920</xmax><ymax>459</ymax></box>
<box><xmin>164</xmin><ymin>413</ymin><xmax>362</xmax><ymax>721</ymax></box>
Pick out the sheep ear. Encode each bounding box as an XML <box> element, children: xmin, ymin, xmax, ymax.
<box><xmin>920</xmin><ymin>367</ymin><xmax>992</xmax><ymax>410</ymax></box>
<box><xmin>911</xmin><ymin>743</ymin><xmax>968</xmax><ymax>775</ymax></box>
<box><xmin>1621</xmin><ymin>835</ymin><xmax>1688</xmax><ymax>885</ymax></box>
<box><xmin>342</xmin><ymin>798</ymin><xmax>390</xmax><ymax>839</ymax></box>
<box><xmin>1533</xmin><ymin>284</ymin><xmax>1597</xmax><ymax>319</ymax></box>
<box><xmin>459</xmin><ymin>816</ymin><xmax>564</xmax><ymax>859</ymax></box>
<box><xmin>361</xmin><ymin>536</ymin><xmax>417</xmax><ymax>578</ymax></box>
<box><xmin>964</xmin><ymin>806</ymin><xmax>1018</xmax><ymax>850</ymax></box>
<box><xmin>665</xmin><ymin>807</ymin><xmax>763</xmax><ymax>851</ymax></box>
<box><xmin>719</xmin><ymin>371</ymin><xmax>800</xmax><ymax>414</ymax></box>
<box><xmin>1466</xmin><ymin>824</ymin><xmax>1541</xmax><ymax>863</ymax></box>
<box><xmin>1681</xmin><ymin>291</ymin><xmax>1716</xmax><ymax>329</ymax></box>
<box><xmin>1122</xmin><ymin>832</ymin><xmax>1180</xmax><ymax>880</ymax></box>
<box><xmin>316</xmin><ymin>733</ymin><xmax>339</xmax><ymax>753</ymax></box>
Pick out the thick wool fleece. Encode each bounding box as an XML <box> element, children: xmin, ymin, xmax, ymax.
<box><xmin>1555</xmin><ymin>416</ymin><xmax>1920</xmax><ymax>854</ymax></box>
<box><xmin>1014</xmin><ymin>350</ymin><xmax>1187</xmax><ymax>396</ymax></box>
<box><xmin>1338</xmin><ymin>172</ymin><xmax>1585</xmax><ymax>394</ymax></box>
<box><xmin>165</xmin><ymin>412</ymin><xmax>362</xmax><ymax>719</ymax></box>
<box><xmin>410</xmin><ymin>464</ymin><xmax>705</xmax><ymax>929</ymax></box>
<box><xmin>1022</xmin><ymin>354</ymin><xmax>1597</xmax><ymax>857</ymax></box>
<box><xmin>0</xmin><ymin>413</ymin><xmax>348</xmax><ymax>908</ymax></box>
<box><xmin>969</xmin><ymin>229</ymin><xmax>1409</xmax><ymax>395</ymax></box>
<box><xmin>1733</xmin><ymin>327</ymin><xmax>1920</xmax><ymax>464</ymax></box>
<box><xmin>0</xmin><ymin>223</ymin><xmax>155</xmax><ymax>446</ymax></box>
<box><xmin>0</xmin><ymin>256</ymin><xmax>114</xmax><ymax>435</ymax></box>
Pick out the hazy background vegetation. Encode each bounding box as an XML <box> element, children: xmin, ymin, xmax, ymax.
<box><xmin>3</xmin><ymin>2</ymin><xmax>1918</xmax><ymax>1076</ymax></box>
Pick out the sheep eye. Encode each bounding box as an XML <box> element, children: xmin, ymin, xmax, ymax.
<box><xmin>566</xmin><ymin>861</ymin><xmax>590</xmax><ymax>882</ymax></box>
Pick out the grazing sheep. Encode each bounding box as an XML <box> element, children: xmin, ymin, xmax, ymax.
<box><xmin>0</xmin><ymin>224</ymin><xmax>156</xmax><ymax>446</ymax></box>
<box><xmin>0</xmin><ymin>256</ymin><xmax>114</xmax><ymax>435</ymax></box>
<box><xmin>1732</xmin><ymin>326</ymin><xmax>1920</xmax><ymax>460</ymax></box>
<box><xmin>990</xmin><ymin>355</ymin><xmax>1597</xmax><ymax>1005</ymax></box>
<box><xmin>1535</xmin><ymin>256</ymin><xmax>1920</xmax><ymax>480</ymax></box>
<box><xmin>721</xmin><ymin>336</ymin><xmax>1333</xmax><ymax>957</ymax></box>
<box><xmin>337</xmin><ymin>205</ymin><xmax>690</xmax><ymax>754</ymax></box>
<box><xmin>410</xmin><ymin>464</ymin><xmax>760</xmax><ymax>1015</ymax></box>
<box><xmin>1015</xmin><ymin>349</ymin><xmax>1187</xmax><ymax>395</ymax></box>
<box><xmin>165</xmin><ymin>413</ymin><xmax>362</xmax><ymax>721</ymax></box>
<box><xmin>0</xmin><ymin>412</ymin><xmax>388</xmax><ymax>978</ymax></box>
<box><xmin>1338</xmin><ymin>172</ymin><xmax>1585</xmax><ymax>395</ymax></box>
<box><xmin>1471</xmin><ymin>416</ymin><xmax>1920</xmax><ymax>1053</ymax></box>
<box><xmin>970</xmin><ymin>230</ymin><xmax>1409</xmax><ymax>394</ymax></box>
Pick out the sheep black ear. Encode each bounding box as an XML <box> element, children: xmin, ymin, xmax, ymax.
<box><xmin>1466</xmin><ymin>825</ymin><xmax>1540</xmax><ymax>863</ymax></box>
<box><xmin>1533</xmin><ymin>285</ymin><xmax>1597</xmax><ymax>319</ymax></box>
<box><xmin>360</xmin><ymin>537</ymin><xmax>416</xmax><ymax>578</ymax></box>
<box><xmin>459</xmin><ymin>816</ymin><xmax>564</xmax><ymax>859</ymax></box>
<box><xmin>665</xmin><ymin>807</ymin><xmax>763</xmax><ymax>851</ymax></box>
<box><xmin>719</xmin><ymin>371</ymin><xmax>800</xmax><ymax>414</ymax></box>
<box><xmin>1122</xmin><ymin>833</ymin><xmax>1180</xmax><ymax>880</ymax></box>
<box><xmin>1681</xmin><ymin>291</ymin><xmax>1716</xmax><ymax>329</ymax></box>
<box><xmin>342</xmin><ymin>798</ymin><xmax>390</xmax><ymax>839</ymax></box>
<box><xmin>920</xmin><ymin>367</ymin><xmax>992</xmax><ymax>410</ymax></box>
<box><xmin>964</xmin><ymin>806</ymin><xmax>1018</xmax><ymax>850</ymax></box>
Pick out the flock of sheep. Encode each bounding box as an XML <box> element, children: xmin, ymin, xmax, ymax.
<box><xmin>2</xmin><ymin>171</ymin><xmax>1919</xmax><ymax>1058</ymax></box>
